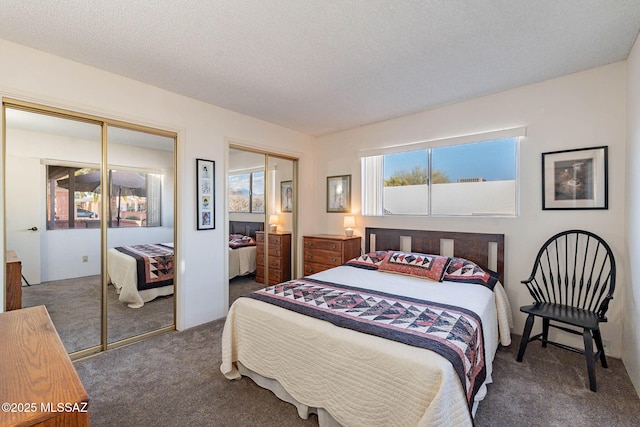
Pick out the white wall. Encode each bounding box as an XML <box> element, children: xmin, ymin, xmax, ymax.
<box><xmin>0</xmin><ymin>39</ymin><xmax>313</xmax><ymax>328</ymax></box>
<box><xmin>383</xmin><ymin>181</ymin><xmax>516</xmax><ymax>216</ymax></box>
<box><xmin>624</xmin><ymin>33</ymin><xmax>640</xmax><ymax>395</ymax></box>
<box><xmin>311</xmin><ymin>62</ymin><xmax>628</xmax><ymax>357</ymax></box>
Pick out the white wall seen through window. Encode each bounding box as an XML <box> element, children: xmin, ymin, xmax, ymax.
<box><xmin>362</xmin><ymin>136</ymin><xmax>520</xmax><ymax>216</ymax></box>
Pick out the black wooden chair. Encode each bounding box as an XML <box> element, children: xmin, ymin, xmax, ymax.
<box><xmin>516</xmin><ymin>230</ymin><xmax>615</xmax><ymax>392</ymax></box>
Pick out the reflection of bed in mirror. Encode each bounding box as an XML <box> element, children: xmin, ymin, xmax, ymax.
<box><xmin>229</xmin><ymin>221</ymin><xmax>263</xmax><ymax>279</ymax></box>
<box><xmin>222</xmin><ymin>227</ymin><xmax>512</xmax><ymax>426</ymax></box>
<box><xmin>107</xmin><ymin>243</ymin><xmax>174</xmax><ymax>308</ymax></box>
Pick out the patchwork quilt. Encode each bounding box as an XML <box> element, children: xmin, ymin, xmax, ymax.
<box><xmin>115</xmin><ymin>243</ymin><xmax>174</xmax><ymax>290</ymax></box>
<box><xmin>247</xmin><ymin>277</ymin><xmax>486</xmax><ymax>408</ymax></box>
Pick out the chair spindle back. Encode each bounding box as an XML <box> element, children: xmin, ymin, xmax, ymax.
<box><xmin>523</xmin><ymin>230</ymin><xmax>615</xmax><ymax>319</ymax></box>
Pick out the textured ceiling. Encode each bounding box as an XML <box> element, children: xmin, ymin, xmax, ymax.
<box><xmin>1</xmin><ymin>1</ymin><xmax>639</xmax><ymax>136</ymax></box>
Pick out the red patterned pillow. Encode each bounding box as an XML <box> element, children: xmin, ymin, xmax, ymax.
<box><xmin>345</xmin><ymin>251</ymin><xmax>390</xmax><ymax>270</ymax></box>
<box><xmin>378</xmin><ymin>251</ymin><xmax>450</xmax><ymax>282</ymax></box>
<box><xmin>443</xmin><ymin>257</ymin><xmax>499</xmax><ymax>290</ymax></box>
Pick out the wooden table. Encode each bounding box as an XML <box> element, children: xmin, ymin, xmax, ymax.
<box><xmin>0</xmin><ymin>306</ymin><xmax>89</xmax><ymax>426</ymax></box>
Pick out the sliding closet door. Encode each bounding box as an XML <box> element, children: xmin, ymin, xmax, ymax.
<box><xmin>264</xmin><ymin>155</ymin><xmax>296</xmax><ymax>285</ymax></box>
<box><xmin>106</xmin><ymin>125</ymin><xmax>175</xmax><ymax>345</ymax></box>
<box><xmin>4</xmin><ymin>106</ymin><xmax>103</xmax><ymax>354</ymax></box>
<box><xmin>227</xmin><ymin>147</ymin><xmax>297</xmax><ymax>297</ymax></box>
<box><xmin>228</xmin><ymin>148</ymin><xmax>266</xmax><ymax>292</ymax></box>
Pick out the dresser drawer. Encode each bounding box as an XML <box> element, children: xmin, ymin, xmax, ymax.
<box><xmin>303</xmin><ymin>262</ymin><xmax>332</xmax><ymax>276</ymax></box>
<box><xmin>256</xmin><ymin>233</ymin><xmax>282</xmax><ymax>245</ymax></box>
<box><xmin>304</xmin><ymin>238</ymin><xmax>341</xmax><ymax>252</ymax></box>
<box><xmin>304</xmin><ymin>248</ymin><xmax>342</xmax><ymax>266</ymax></box>
<box><xmin>256</xmin><ymin>245</ymin><xmax>283</xmax><ymax>258</ymax></box>
<box><xmin>256</xmin><ymin>253</ymin><xmax>283</xmax><ymax>267</ymax></box>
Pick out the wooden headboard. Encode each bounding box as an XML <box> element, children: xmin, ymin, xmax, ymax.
<box><xmin>365</xmin><ymin>227</ymin><xmax>505</xmax><ymax>285</ymax></box>
<box><xmin>229</xmin><ymin>221</ymin><xmax>264</xmax><ymax>239</ymax></box>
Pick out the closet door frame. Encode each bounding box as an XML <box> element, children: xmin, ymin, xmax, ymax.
<box><xmin>2</xmin><ymin>98</ymin><xmax>178</xmax><ymax>359</ymax></box>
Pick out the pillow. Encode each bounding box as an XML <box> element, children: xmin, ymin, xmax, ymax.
<box><xmin>378</xmin><ymin>251</ymin><xmax>450</xmax><ymax>282</ymax></box>
<box><xmin>229</xmin><ymin>233</ymin><xmax>245</xmax><ymax>241</ymax></box>
<box><xmin>344</xmin><ymin>251</ymin><xmax>389</xmax><ymax>270</ymax></box>
<box><xmin>443</xmin><ymin>257</ymin><xmax>499</xmax><ymax>290</ymax></box>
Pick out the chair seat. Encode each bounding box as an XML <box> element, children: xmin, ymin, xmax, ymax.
<box><xmin>520</xmin><ymin>302</ymin><xmax>603</xmax><ymax>330</ymax></box>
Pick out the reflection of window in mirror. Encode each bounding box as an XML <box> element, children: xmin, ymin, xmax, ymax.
<box><xmin>228</xmin><ymin>170</ymin><xmax>264</xmax><ymax>213</ymax></box>
<box><xmin>46</xmin><ymin>165</ymin><xmax>164</xmax><ymax>229</ymax></box>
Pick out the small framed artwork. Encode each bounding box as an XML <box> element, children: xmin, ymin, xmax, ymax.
<box><xmin>196</xmin><ymin>158</ymin><xmax>215</xmax><ymax>230</ymax></box>
<box><xmin>327</xmin><ymin>175</ymin><xmax>351</xmax><ymax>213</ymax></box>
<box><xmin>542</xmin><ymin>146</ymin><xmax>608</xmax><ymax>210</ymax></box>
<box><xmin>281</xmin><ymin>180</ymin><xmax>293</xmax><ymax>212</ymax></box>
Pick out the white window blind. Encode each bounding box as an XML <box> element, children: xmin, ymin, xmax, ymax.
<box><xmin>361</xmin><ymin>155</ymin><xmax>384</xmax><ymax>216</ymax></box>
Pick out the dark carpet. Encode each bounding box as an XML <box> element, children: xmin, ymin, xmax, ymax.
<box><xmin>22</xmin><ymin>276</ymin><xmax>174</xmax><ymax>353</ymax></box>
<box><xmin>74</xmin><ymin>317</ymin><xmax>640</xmax><ymax>426</ymax></box>
<box><xmin>229</xmin><ymin>274</ymin><xmax>263</xmax><ymax>307</ymax></box>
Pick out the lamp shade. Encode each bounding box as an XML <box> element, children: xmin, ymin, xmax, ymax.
<box><xmin>269</xmin><ymin>214</ymin><xmax>279</xmax><ymax>232</ymax></box>
<box><xmin>343</xmin><ymin>215</ymin><xmax>356</xmax><ymax>229</ymax></box>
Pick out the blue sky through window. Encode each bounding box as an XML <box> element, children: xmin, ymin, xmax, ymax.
<box><xmin>384</xmin><ymin>138</ymin><xmax>516</xmax><ymax>182</ymax></box>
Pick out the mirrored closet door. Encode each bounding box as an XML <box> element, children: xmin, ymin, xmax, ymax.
<box><xmin>4</xmin><ymin>107</ymin><xmax>103</xmax><ymax>354</ymax></box>
<box><xmin>106</xmin><ymin>126</ymin><xmax>175</xmax><ymax>345</ymax></box>
<box><xmin>228</xmin><ymin>146</ymin><xmax>297</xmax><ymax>306</ymax></box>
<box><xmin>3</xmin><ymin>101</ymin><xmax>177</xmax><ymax>357</ymax></box>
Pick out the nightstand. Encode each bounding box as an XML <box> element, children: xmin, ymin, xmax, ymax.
<box><xmin>303</xmin><ymin>234</ymin><xmax>361</xmax><ymax>275</ymax></box>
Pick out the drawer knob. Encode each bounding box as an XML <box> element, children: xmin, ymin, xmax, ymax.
<box><xmin>331</xmin><ymin>244</ymin><xmax>336</xmax><ymax>249</ymax></box>
<box><xmin>332</xmin><ymin>258</ymin><xmax>337</xmax><ymax>262</ymax></box>
<box><xmin>272</xmin><ymin>262</ymin><xmax>277</xmax><ymax>266</ymax></box>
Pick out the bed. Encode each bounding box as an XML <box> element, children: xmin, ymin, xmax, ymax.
<box><xmin>221</xmin><ymin>228</ymin><xmax>513</xmax><ymax>426</ymax></box>
<box><xmin>229</xmin><ymin>221</ymin><xmax>263</xmax><ymax>280</ymax></box>
<box><xmin>107</xmin><ymin>242</ymin><xmax>174</xmax><ymax>308</ymax></box>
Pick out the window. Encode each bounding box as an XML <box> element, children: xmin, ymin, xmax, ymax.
<box><xmin>362</xmin><ymin>133</ymin><xmax>520</xmax><ymax>217</ymax></box>
<box><xmin>228</xmin><ymin>170</ymin><xmax>264</xmax><ymax>213</ymax></box>
<box><xmin>46</xmin><ymin>165</ymin><xmax>163</xmax><ymax>229</ymax></box>
<box><xmin>383</xmin><ymin>150</ymin><xmax>429</xmax><ymax>215</ymax></box>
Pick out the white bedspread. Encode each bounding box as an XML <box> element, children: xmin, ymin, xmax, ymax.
<box><xmin>228</xmin><ymin>246</ymin><xmax>256</xmax><ymax>280</ymax></box>
<box><xmin>107</xmin><ymin>245</ymin><xmax>174</xmax><ymax>308</ymax></box>
<box><xmin>221</xmin><ymin>265</ymin><xmax>512</xmax><ymax>427</ymax></box>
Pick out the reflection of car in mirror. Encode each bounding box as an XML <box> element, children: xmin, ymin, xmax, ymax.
<box><xmin>76</xmin><ymin>208</ymin><xmax>98</xmax><ymax>218</ymax></box>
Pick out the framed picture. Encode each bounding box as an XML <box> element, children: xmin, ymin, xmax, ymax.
<box><xmin>326</xmin><ymin>175</ymin><xmax>351</xmax><ymax>213</ymax></box>
<box><xmin>196</xmin><ymin>158</ymin><xmax>215</xmax><ymax>230</ymax></box>
<box><xmin>542</xmin><ymin>146</ymin><xmax>608</xmax><ymax>210</ymax></box>
<box><xmin>280</xmin><ymin>180</ymin><xmax>293</xmax><ymax>212</ymax></box>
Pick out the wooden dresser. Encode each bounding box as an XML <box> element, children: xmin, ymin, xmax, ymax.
<box><xmin>303</xmin><ymin>234</ymin><xmax>362</xmax><ymax>275</ymax></box>
<box><xmin>256</xmin><ymin>231</ymin><xmax>292</xmax><ymax>285</ymax></box>
<box><xmin>5</xmin><ymin>250</ymin><xmax>22</xmax><ymax>311</ymax></box>
<box><xmin>0</xmin><ymin>306</ymin><xmax>90</xmax><ymax>426</ymax></box>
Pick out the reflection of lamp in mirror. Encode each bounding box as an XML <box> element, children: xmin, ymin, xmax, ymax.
<box><xmin>269</xmin><ymin>214</ymin><xmax>279</xmax><ymax>232</ymax></box>
<box><xmin>343</xmin><ymin>215</ymin><xmax>356</xmax><ymax>237</ymax></box>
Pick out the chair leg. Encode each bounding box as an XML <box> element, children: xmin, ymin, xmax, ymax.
<box><xmin>592</xmin><ymin>328</ymin><xmax>608</xmax><ymax>369</ymax></box>
<box><xmin>583</xmin><ymin>328</ymin><xmax>597</xmax><ymax>392</ymax></box>
<box><xmin>517</xmin><ymin>314</ymin><xmax>535</xmax><ymax>362</ymax></box>
<box><xmin>542</xmin><ymin>318</ymin><xmax>550</xmax><ymax>348</ymax></box>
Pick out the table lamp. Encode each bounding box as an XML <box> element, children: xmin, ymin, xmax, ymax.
<box><xmin>343</xmin><ymin>215</ymin><xmax>356</xmax><ymax>237</ymax></box>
